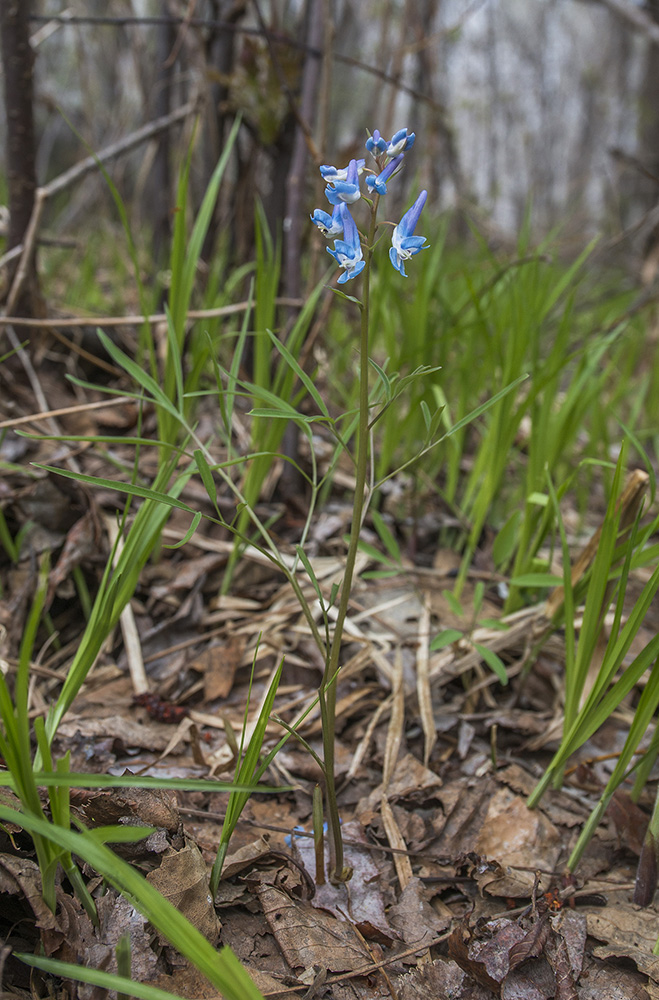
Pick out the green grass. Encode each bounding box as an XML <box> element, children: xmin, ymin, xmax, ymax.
<box><xmin>325</xmin><ymin>226</ymin><xmax>651</xmax><ymax>594</ymax></box>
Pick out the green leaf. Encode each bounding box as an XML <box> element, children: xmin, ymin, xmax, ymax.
<box><xmin>267</xmin><ymin>329</ymin><xmax>330</xmax><ymax>419</ymax></box>
<box><xmin>329</xmin><ymin>287</ymin><xmax>362</xmax><ymax>307</ymax></box>
<box><xmin>0</xmin><ymin>771</ymin><xmax>274</xmax><ymax>792</ymax></box>
<box><xmin>33</xmin><ymin>466</ymin><xmax>198</xmax><ymax>516</ymax></box>
<box><xmin>430</xmin><ymin>628</ymin><xmax>463</xmax><ymax>650</ymax></box>
<box><xmin>370</xmin><ymin>509</ymin><xmax>402</xmax><ymax>564</ymax></box>
<box><xmin>163</xmin><ymin>511</ymin><xmax>202</xmax><ymax>548</ymax></box>
<box><xmin>442</xmin><ymin>589</ymin><xmax>463</xmax><ymax>618</ymax></box>
<box><xmin>369</xmin><ymin>358</ymin><xmax>393</xmax><ymax>404</ymax></box>
<box><xmin>508</xmin><ymin>573</ymin><xmax>563</xmax><ymax>587</ymax></box>
<box><xmin>296</xmin><ymin>546</ymin><xmax>324</xmax><ymax>604</ymax></box>
<box><xmin>492</xmin><ymin>510</ymin><xmax>521</xmax><ymax>568</ymax></box>
<box><xmin>474</xmin><ymin>642</ymin><xmax>508</xmax><ymax>685</ymax></box>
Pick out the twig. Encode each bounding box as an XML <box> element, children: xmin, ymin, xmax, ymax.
<box><xmin>104</xmin><ymin>516</ymin><xmax>149</xmax><ymax>696</ymax></box>
<box><xmin>0</xmin><ymin>396</ymin><xmax>132</xmax><ymax>431</ymax></box>
<box><xmin>40</xmin><ymin>100</ymin><xmax>197</xmax><ymax>203</ymax></box>
<box><xmin>544</xmin><ymin>468</ymin><xmax>650</xmax><ymax>619</ymax></box>
<box><xmin>0</xmin><ymin>298</ymin><xmax>304</xmax><ymax>329</ymax></box>
<box><xmin>593</xmin><ymin>0</ymin><xmax>659</xmax><ymax>46</ymax></box>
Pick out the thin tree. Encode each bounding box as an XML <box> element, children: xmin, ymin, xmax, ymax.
<box><xmin>0</xmin><ymin>0</ymin><xmax>41</xmax><ymax>315</ymax></box>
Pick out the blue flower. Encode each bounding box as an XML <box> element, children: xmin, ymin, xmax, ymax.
<box><xmin>326</xmin><ymin>204</ymin><xmax>365</xmax><ymax>283</ymax></box>
<box><xmin>366</xmin><ymin>153</ymin><xmax>403</xmax><ymax>196</ymax></box>
<box><xmin>366</xmin><ymin>129</ymin><xmax>387</xmax><ymax>155</ymax></box>
<box><xmin>389</xmin><ymin>190</ymin><xmax>428</xmax><ymax>277</ymax></box>
<box><xmin>324</xmin><ymin>158</ymin><xmax>361</xmax><ymax>206</ymax></box>
<box><xmin>386</xmin><ymin>128</ymin><xmax>415</xmax><ymax>158</ymax></box>
<box><xmin>320</xmin><ymin>159</ymin><xmax>365</xmax><ymax>184</ymax></box>
<box><xmin>310</xmin><ymin>203</ymin><xmax>344</xmax><ymax>237</ymax></box>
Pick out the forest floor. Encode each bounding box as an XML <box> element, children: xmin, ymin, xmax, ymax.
<box><xmin>2</xmin><ymin>344</ymin><xmax>659</xmax><ymax>1000</ymax></box>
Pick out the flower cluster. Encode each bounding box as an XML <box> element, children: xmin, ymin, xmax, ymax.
<box><xmin>311</xmin><ymin>128</ymin><xmax>428</xmax><ymax>282</ymax></box>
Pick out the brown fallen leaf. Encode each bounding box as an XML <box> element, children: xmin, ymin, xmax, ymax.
<box><xmin>550</xmin><ymin>908</ymin><xmax>586</xmax><ymax>982</ymax></box>
<box><xmin>293</xmin><ymin>819</ymin><xmax>398</xmax><ymax>945</ymax></box>
<box><xmin>449</xmin><ymin>918</ymin><xmax>511</xmax><ymax>992</ymax></box>
<box><xmin>192</xmin><ymin>633</ymin><xmax>246</xmax><ymax>702</ymax></box>
<box><xmin>396</xmin><ymin>958</ymin><xmax>492</xmax><ymax>999</ymax></box>
<box><xmin>248</xmin><ymin>870</ymin><xmax>371</xmax><ymax>973</ymax></box>
<box><xmin>150</xmin><ymin>553</ymin><xmax>225</xmax><ymax>600</ymax></box>
<box><xmin>146</xmin><ymin>839</ymin><xmax>220</xmax><ymax>946</ymax></box>
<box><xmin>550</xmin><ymin>932</ymin><xmax>579</xmax><ymax>1000</ymax></box>
<box><xmin>508</xmin><ymin>914</ymin><xmax>551</xmax><ymax>970</ymax></box>
<box><xmin>449</xmin><ymin>913</ymin><xmax>559</xmax><ymax>999</ymax></box>
<box><xmin>475</xmin><ymin>786</ymin><xmax>561</xmax><ymax>891</ymax></box>
<box><xmin>80</xmin><ymin>891</ymin><xmax>161</xmax><ymax>994</ymax></box>
<box><xmin>219</xmin><ymin>835</ymin><xmax>274</xmax><ymax>881</ymax></box>
<box><xmin>608</xmin><ymin>789</ymin><xmax>648</xmax><ymax>857</ymax></box>
<box><xmin>46</xmin><ymin>509</ymin><xmax>102</xmax><ymax>608</ymax></box>
<box><xmin>0</xmin><ymin>854</ymin><xmax>60</xmax><ymax>935</ymax></box>
<box><xmin>578</xmin><ymin>954</ymin><xmax>651</xmax><ymax>999</ymax></box>
<box><xmin>56</xmin><ymin>714</ymin><xmax>178</xmax><ymax>753</ymax></box>
<box><xmin>387</xmin><ymin>877</ymin><xmax>451</xmax><ymax>950</ymax></box>
<box><xmin>585</xmin><ymin>901</ymin><xmax>659</xmax><ymax>982</ymax></box>
<box><xmin>82</xmin><ymin>782</ymin><xmax>180</xmax><ymax>833</ymax></box>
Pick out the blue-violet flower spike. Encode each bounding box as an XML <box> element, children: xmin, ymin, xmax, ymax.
<box><xmin>310</xmin><ymin>203</ymin><xmax>344</xmax><ymax>238</ymax></box>
<box><xmin>366</xmin><ymin>153</ymin><xmax>404</xmax><ymax>196</ymax></box>
<box><xmin>366</xmin><ymin>129</ymin><xmax>387</xmax><ymax>154</ymax></box>
<box><xmin>386</xmin><ymin>128</ymin><xmax>415</xmax><ymax>158</ymax></box>
<box><xmin>389</xmin><ymin>190</ymin><xmax>429</xmax><ymax>277</ymax></box>
<box><xmin>320</xmin><ymin>159</ymin><xmax>365</xmax><ymax>183</ymax></box>
<box><xmin>325</xmin><ymin>158</ymin><xmax>361</xmax><ymax>206</ymax></box>
<box><xmin>327</xmin><ymin>204</ymin><xmax>365</xmax><ymax>283</ymax></box>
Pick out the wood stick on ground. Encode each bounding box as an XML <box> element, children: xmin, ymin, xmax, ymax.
<box><xmin>544</xmin><ymin>468</ymin><xmax>650</xmax><ymax>620</ymax></box>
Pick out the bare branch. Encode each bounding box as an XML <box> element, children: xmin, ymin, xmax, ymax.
<box><xmin>595</xmin><ymin>0</ymin><xmax>659</xmax><ymax>45</ymax></box>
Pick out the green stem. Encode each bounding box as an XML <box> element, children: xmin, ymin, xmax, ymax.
<box><xmin>320</xmin><ymin>197</ymin><xmax>378</xmax><ymax>882</ymax></box>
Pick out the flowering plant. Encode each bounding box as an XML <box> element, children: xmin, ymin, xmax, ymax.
<box><xmin>311</xmin><ymin>127</ymin><xmax>428</xmax><ymax>284</ymax></box>
<box><xmin>309</xmin><ymin>129</ymin><xmax>429</xmax><ymax>882</ymax></box>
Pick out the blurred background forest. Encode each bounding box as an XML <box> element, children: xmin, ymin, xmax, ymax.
<box><xmin>2</xmin><ymin>0</ymin><xmax>659</xmax><ymax>320</ymax></box>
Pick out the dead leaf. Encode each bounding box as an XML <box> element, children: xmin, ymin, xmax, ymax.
<box><xmin>450</xmin><ymin>915</ymin><xmax>557</xmax><ymax>999</ymax></box>
<box><xmin>82</xmin><ymin>783</ymin><xmax>179</xmax><ymax>833</ymax></box>
<box><xmin>551</xmin><ymin>908</ymin><xmax>586</xmax><ymax>981</ymax></box>
<box><xmin>78</xmin><ymin>891</ymin><xmax>162</xmax><ymax>1000</ymax></box>
<box><xmin>550</xmin><ymin>932</ymin><xmax>579</xmax><ymax>1000</ymax></box>
<box><xmin>56</xmin><ymin>714</ymin><xmax>177</xmax><ymax>752</ymax></box>
<box><xmin>46</xmin><ymin>510</ymin><xmax>101</xmax><ymax>608</ymax></box>
<box><xmin>508</xmin><ymin>915</ymin><xmax>551</xmax><ymax>969</ymax></box>
<box><xmin>387</xmin><ymin>877</ymin><xmax>451</xmax><ymax>950</ymax></box>
<box><xmin>362</xmin><ymin>752</ymin><xmax>442</xmax><ymax>814</ymax></box>
<box><xmin>585</xmin><ymin>901</ymin><xmax>659</xmax><ymax>981</ymax></box>
<box><xmin>248</xmin><ymin>871</ymin><xmax>371</xmax><ymax>973</ymax></box>
<box><xmin>219</xmin><ymin>835</ymin><xmax>273</xmax><ymax>880</ymax></box>
<box><xmin>475</xmin><ymin>786</ymin><xmax>561</xmax><ymax>885</ymax></box>
<box><xmin>0</xmin><ymin>854</ymin><xmax>59</xmax><ymax>933</ymax></box>
<box><xmin>150</xmin><ymin>553</ymin><xmax>225</xmax><ymax>600</ymax></box>
<box><xmin>294</xmin><ymin>819</ymin><xmax>397</xmax><ymax>945</ymax></box>
<box><xmin>146</xmin><ymin>840</ymin><xmax>219</xmax><ymax>945</ymax></box>
<box><xmin>578</xmin><ymin>955</ymin><xmax>651</xmax><ymax>999</ymax></box>
<box><xmin>191</xmin><ymin>634</ymin><xmax>246</xmax><ymax>702</ymax></box>
<box><xmin>449</xmin><ymin>918</ymin><xmax>513</xmax><ymax>992</ymax></box>
<box><xmin>608</xmin><ymin>789</ymin><xmax>648</xmax><ymax>857</ymax></box>
<box><xmin>150</xmin><ymin>960</ymin><xmax>283</xmax><ymax>999</ymax></box>
<box><xmin>396</xmin><ymin>958</ymin><xmax>492</xmax><ymax>999</ymax></box>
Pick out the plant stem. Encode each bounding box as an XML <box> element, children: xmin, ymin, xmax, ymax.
<box><xmin>319</xmin><ymin>197</ymin><xmax>378</xmax><ymax>882</ymax></box>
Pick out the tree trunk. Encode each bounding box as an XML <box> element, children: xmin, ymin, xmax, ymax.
<box><xmin>0</xmin><ymin>0</ymin><xmax>40</xmax><ymax>313</ymax></box>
